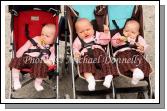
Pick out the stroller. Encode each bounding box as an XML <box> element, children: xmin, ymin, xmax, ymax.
<box><xmin>65</xmin><ymin>5</ymin><xmax>116</xmax><ymax>99</ymax></box>
<box><xmin>8</xmin><ymin>5</ymin><xmax>61</xmax><ymax>99</ymax></box>
<box><xmin>107</xmin><ymin>5</ymin><xmax>154</xmax><ymax>99</ymax></box>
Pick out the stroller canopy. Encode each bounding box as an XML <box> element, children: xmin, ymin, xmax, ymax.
<box><xmin>108</xmin><ymin>5</ymin><xmax>134</xmax><ymax>30</ymax></box>
<box><xmin>9</xmin><ymin>5</ymin><xmax>60</xmax><ymax>15</ymax></box>
<box><xmin>9</xmin><ymin>5</ymin><xmax>60</xmax><ymax>51</ymax></box>
<box><xmin>72</xmin><ymin>5</ymin><xmax>96</xmax><ymax>21</ymax></box>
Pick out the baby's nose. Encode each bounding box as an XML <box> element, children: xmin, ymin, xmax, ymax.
<box><xmin>85</xmin><ymin>31</ymin><xmax>89</xmax><ymax>35</ymax></box>
<box><xmin>127</xmin><ymin>32</ymin><xmax>131</xmax><ymax>36</ymax></box>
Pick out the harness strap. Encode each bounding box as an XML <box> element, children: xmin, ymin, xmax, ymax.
<box><xmin>24</xmin><ymin>48</ymin><xmax>51</xmax><ymax>55</ymax></box>
<box><xmin>39</xmin><ymin>47</ymin><xmax>51</xmax><ymax>58</ymax></box>
<box><xmin>78</xmin><ymin>31</ymin><xmax>96</xmax><ymax>51</ymax></box>
<box><xmin>24</xmin><ymin>49</ymin><xmax>41</xmax><ymax>53</ymax></box>
<box><xmin>77</xmin><ymin>34</ymin><xmax>102</xmax><ymax>70</ymax></box>
<box><xmin>24</xmin><ymin>24</ymin><xmax>52</xmax><ymax>58</ymax></box>
<box><xmin>112</xmin><ymin>20</ymin><xmax>120</xmax><ymax>30</ymax></box>
<box><xmin>25</xmin><ymin>24</ymin><xmax>39</xmax><ymax>47</ymax></box>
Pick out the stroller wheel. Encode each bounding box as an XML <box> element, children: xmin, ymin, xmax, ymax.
<box><xmin>137</xmin><ymin>91</ymin><xmax>149</xmax><ymax>99</ymax></box>
<box><xmin>57</xmin><ymin>95</ymin><xmax>61</xmax><ymax>99</ymax></box>
<box><xmin>20</xmin><ymin>73</ymin><xmax>28</xmax><ymax>81</ymax></box>
<box><xmin>116</xmin><ymin>94</ymin><xmax>121</xmax><ymax>99</ymax></box>
<box><xmin>64</xmin><ymin>94</ymin><xmax>70</xmax><ymax>99</ymax></box>
<box><xmin>152</xmin><ymin>91</ymin><xmax>155</xmax><ymax>99</ymax></box>
<box><xmin>76</xmin><ymin>96</ymin><xmax>81</xmax><ymax>99</ymax></box>
<box><xmin>105</xmin><ymin>94</ymin><xmax>111</xmax><ymax>99</ymax></box>
<box><xmin>9</xmin><ymin>93</ymin><xmax>13</xmax><ymax>99</ymax></box>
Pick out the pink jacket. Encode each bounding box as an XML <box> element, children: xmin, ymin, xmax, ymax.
<box><xmin>16</xmin><ymin>36</ymin><xmax>55</xmax><ymax>63</ymax></box>
<box><xmin>73</xmin><ymin>31</ymin><xmax>110</xmax><ymax>55</ymax></box>
<box><xmin>111</xmin><ymin>32</ymin><xmax>148</xmax><ymax>52</ymax></box>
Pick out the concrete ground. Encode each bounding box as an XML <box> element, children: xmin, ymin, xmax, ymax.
<box><xmin>5</xmin><ymin>5</ymin><xmax>155</xmax><ymax>99</ymax></box>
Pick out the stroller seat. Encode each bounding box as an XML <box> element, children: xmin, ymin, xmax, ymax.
<box><xmin>108</xmin><ymin>5</ymin><xmax>154</xmax><ymax>99</ymax></box>
<box><xmin>113</xmin><ymin>75</ymin><xmax>148</xmax><ymax>91</ymax></box>
<box><xmin>11</xmin><ymin>7</ymin><xmax>59</xmax><ymax>73</ymax></box>
<box><xmin>66</xmin><ymin>5</ymin><xmax>115</xmax><ymax>99</ymax></box>
<box><xmin>8</xmin><ymin>5</ymin><xmax>60</xmax><ymax>99</ymax></box>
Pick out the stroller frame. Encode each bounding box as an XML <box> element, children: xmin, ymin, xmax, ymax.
<box><xmin>65</xmin><ymin>5</ymin><xmax>115</xmax><ymax>99</ymax></box>
<box><xmin>8</xmin><ymin>5</ymin><xmax>61</xmax><ymax>99</ymax></box>
<box><xmin>108</xmin><ymin>5</ymin><xmax>154</xmax><ymax>99</ymax></box>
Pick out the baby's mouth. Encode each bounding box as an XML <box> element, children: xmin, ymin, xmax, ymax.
<box><xmin>85</xmin><ymin>35</ymin><xmax>89</xmax><ymax>38</ymax></box>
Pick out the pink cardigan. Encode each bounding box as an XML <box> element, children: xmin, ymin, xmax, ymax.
<box><xmin>73</xmin><ymin>31</ymin><xmax>110</xmax><ymax>55</ymax></box>
<box><xmin>16</xmin><ymin>36</ymin><xmax>55</xmax><ymax>63</ymax></box>
<box><xmin>111</xmin><ymin>32</ymin><xmax>148</xmax><ymax>52</ymax></box>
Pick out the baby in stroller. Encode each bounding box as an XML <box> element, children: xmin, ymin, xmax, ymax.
<box><xmin>111</xmin><ymin>19</ymin><xmax>152</xmax><ymax>85</ymax></box>
<box><xmin>73</xmin><ymin>18</ymin><xmax>118</xmax><ymax>91</ymax></box>
<box><xmin>9</xmin><ymin>24</ymin><xmax>56</xmax><ymax>91</ymax></box>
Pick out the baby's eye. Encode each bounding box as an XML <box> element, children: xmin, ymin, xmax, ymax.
<box><xmin>79</xmin><ymin>31</ymin><xmax>83</xmax><ymax>34</ymax></box>
<box><xmin>42</xmin><ymin>33</ymin><xmax>48</xmax><ymax>37</ymax></box>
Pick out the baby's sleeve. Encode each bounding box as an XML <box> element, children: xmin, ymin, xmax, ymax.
<box><xmin>16</xmin><ymin>40</ymin><xmax>32</xmax><ymax>58</ymax></box>
<box><xmin>72</xmin><ymin>37</ymin><xmax>81</xmax><ymax>54</ymax></box>
<box><xmin>111</xmin><ymin>32</ymin><xmax>124</xmax><ymax>47</ymax></box>
<box><xmin>138</xmin><ymin>36</ymin><xmax>149</xmax><ymax>52</ymax></box>
<box><xmin>96</xmin><ymin>31</ymin><xmax>111</xmax><ymax>45</ymax></box>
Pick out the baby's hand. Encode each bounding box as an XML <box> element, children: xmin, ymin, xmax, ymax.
<box><xmin>116</xmin><ymin>36</ymin><xmax>127</xmax><ymax>43</ymax></box>
<box><xmin>74</xmin><ymin>52</ymin><xmax>81</xmax><ymax>59</ymax></box>
<box><xmin>136</xmin><ymin>43</ymin><xmax>144</xmax><ymax>53</ymax></box>
<box><xmin>74</xmin><ymin>52</ymin><xmax>81</xmax><ymax>63</ymax></box>
<box><xmin>120</xmin><ymin>36</ymin><xmax>127</xmax><ymax>41</ymax></box>
<box><xmin>103</xmin><ymin>25</ymin><xmax>110</xmax><ymax>33</ymax></box>
<box><xmin>43</xmin><ymin>59</ymin><xmax>53</xmax><ymax>66</ymax></box>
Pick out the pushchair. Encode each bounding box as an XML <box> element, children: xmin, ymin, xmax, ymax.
<box><xmin>65</xmin><ymin>5</ymin><xmax>116</xmax><ymax>99</ymax></box>
<box><xmin>8</xmin><ymin>5</ymin><xmax>61</xmax><ymax>99</ymax></box>
<box><xmin>107</xmin><ymin>5</ymin><xmax>154</xmax><ymax>99</ymax></box>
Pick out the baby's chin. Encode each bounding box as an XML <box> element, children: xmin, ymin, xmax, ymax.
<box><xmin>85</xmin><ymin>35</ymin><xmax>90</xmax><ymax>38</ymax></box>
<box><xmin>129</xmin><ymin>36</ymin><xmax>137</xmax><ymax>39</ymax></box>
<box><xmin>85</xmin><ymin>34</ymin><xmax>94</xmax><ymax>38</ymax></box>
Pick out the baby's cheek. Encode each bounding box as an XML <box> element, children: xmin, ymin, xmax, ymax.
<box><xmin>123</xmin><ymin>32</ymin><xmax>127</xmax><ymax>36</ymax></box>
<box><xmin>133</xmin><ymin>35</ymin><xmax>137</xmax><ymax>39</ymax></box>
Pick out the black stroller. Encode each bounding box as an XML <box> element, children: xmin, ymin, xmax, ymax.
<box><xmin>107</xmin><ymin>5</ymin><xmax>154</xmax><ymax>99</ymax></box>
<box><xmin>65</xmin><ymin>5</ymin><xmax>116</xmax><ymax>99</ymax></box>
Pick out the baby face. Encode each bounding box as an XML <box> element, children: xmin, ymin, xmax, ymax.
<box><xmin>41</xmin><ymin>25</ymin><xmax>56</xmax><ymax>45</ymax></box>
<box><xmin>75</xmin><ymin>19</ymin><xmax>94</xmax><ymax>40</ymax></box>
<box><xmin>123</xmin><ymin>20</ymin><xmax>140</xmax><ymax>39</ymax></box>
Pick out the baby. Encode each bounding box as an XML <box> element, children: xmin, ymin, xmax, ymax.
<box><xmin>111</xmin><ymin>19</ymin><xmax>152</xmax><ymax>85</ymax></box>
<box><xmin>9</xmin><ymin>24</ymin><xmax>56</xmax><ymax>91</ymax></box>
<box><xmin>73</xmin><ymin>18</ymin><xmax>118</xmax><ymax>91</ymax></box>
